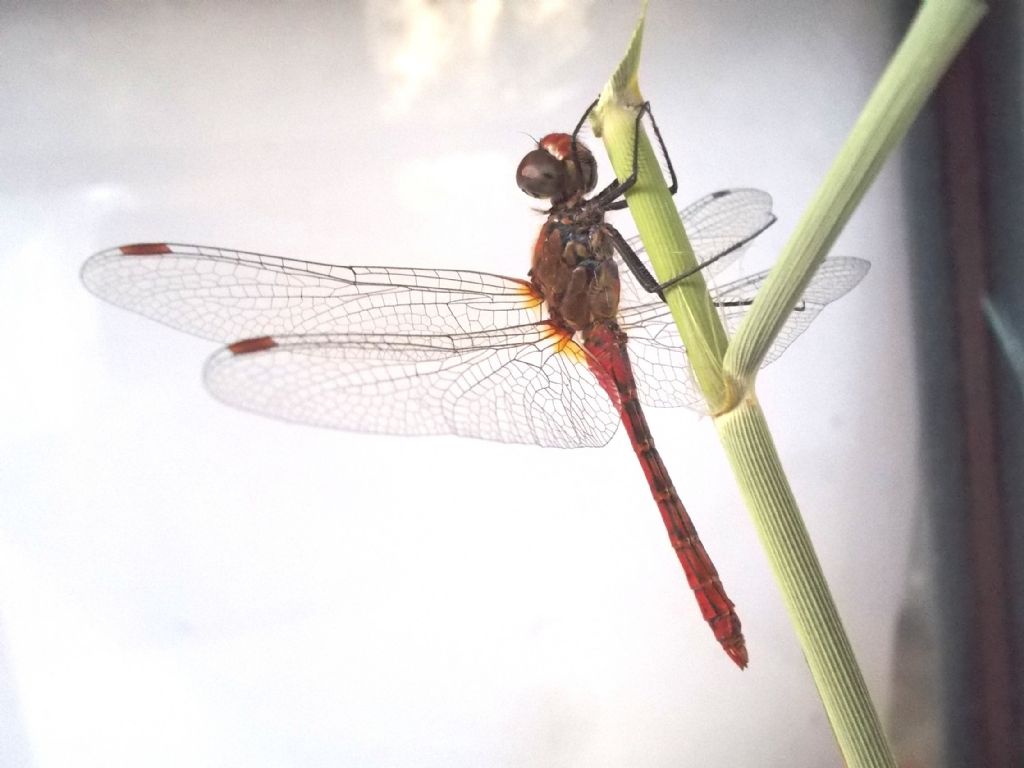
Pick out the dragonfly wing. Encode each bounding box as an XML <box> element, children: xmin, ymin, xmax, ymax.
<box><xmin>715</xmin><ymin>256</ymin><xmax>871</xmax><ymax>365</ymax></box>
<box><xmin>618</xmin><ymin>257</ymin><xmax>870</xmax><ymax>409</ymax></box>
<box><xmin>82</xmin><ymin>243</ymin><xmax>541</xmax><ymax>342</ymax></box>
<box><xmin>204</xmin><ymin>324</ymin><xmax>620</xmax><ymax>448</ymax></box>
<box><xmin>618</xmin><ymin>189</ymin><xmax>776</xmax><ymax>308</ymax></box>
<box><xmin>618</xmin><ymin>303</ymin><xmax>707</xmax><ymax>410</ymax></box>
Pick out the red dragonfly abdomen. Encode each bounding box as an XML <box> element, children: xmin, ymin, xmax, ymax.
<box><xmin>583</xmin><ymin>321</ymin><xmax>748</xmax><ymax>669</ymax></box>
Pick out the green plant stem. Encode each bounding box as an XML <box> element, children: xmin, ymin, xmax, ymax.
<box><xmin>599</xmin><ymin>103</ymin><xmax>730</xmax><ymax>409</ymax></box>
<box><xmin>593</xmin><ymin>15</ymin><xmax>731</xmax><ymax>412</ymax></box>
<box><xmin>726</xmin><ymin>0</ymin><xmax>988</xmax><ymax>383</ymax></box>
<box><xmin>594</xmin><ymin>2</ymin><xmax>986</xmax><ymax>767</ymax></box>
<box><xmin>716</xmin><ymin>401</ymin><xmax>896</xmax><ymax>765</ymax></box>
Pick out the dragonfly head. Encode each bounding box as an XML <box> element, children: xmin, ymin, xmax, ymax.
<box><xmin>516</xmin><ymin>133</ymin><xmax>598</xmax><ymax>204</ymax></box>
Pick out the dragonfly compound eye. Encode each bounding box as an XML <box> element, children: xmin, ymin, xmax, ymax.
<box><xmin>516</xmin><ymin>148</ymin><xmax>566</xmax><ymax>200</ymax></box>
<box><xmin>576</xmin><ymin>146</ymin><xmax>598</xmax><ymax>194</ymax></box>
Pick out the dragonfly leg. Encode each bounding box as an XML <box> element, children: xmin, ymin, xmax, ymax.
<box><xmin>609</xmin><ymin>227</ymin><xmax>762</xmax><ymax>300</ymax></box>
<box><xmin>589</xmin><ymin>102</ymin><xmax>652</xmax><ymax>208</ymax></box>
<box><xmin>610</xmin><ymin>189</ymin><xmax>778</xmax><ymax>299</ymax></box>
<box><xmin>608</xmin><ymin>218</ymin><xmax>772</xmax><ymax>301</ymax></box>
<box><xmin>652</xmin><ymin>205</ymin><xmax>777</xmax><ymax>294</ymax></box>
<box><xmin>583</xmin><ymin>103</ymin><xmax>778</xmax><ymax>300</ymax></box>
<box><xmin>600</xmin><ymin>100</ymin><xmax>679</xmax><ymax>211</ymax></box>
<box><xmin>570</xmin><ymin>97</ymin><xmax>599</xmax><ymax>158</ymax></box>
<box><xmin>572</xmin><ymin>100</ymin><xmax>678</xmax><ymax>210</ymax></box>
<box><xmin>605</xmin><ymin>222</ymin><xmax>665</xmax><ymax>300</ymax></box>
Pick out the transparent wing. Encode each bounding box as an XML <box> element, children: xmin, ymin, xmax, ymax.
<box><xmin>617</xmin><ymin>257</ymin><xmax>871</xmax><ymax>409</ymax></box>
<box><xmin>204</xmin><ymin>324</ymin><xmax>620</xmax><ymax>449</ymax></box>
<box><xmin>617</xmin><ymin>300</ymin><xmax>706</xmax><ymax>409</ymax></box>
<box><xmin>617</xmin><ymin>189</ymin><xmax>776</xmax><ymax>308</ymax></box>
<box><xmin>82</xmin><ymin>243</ymin><xmax>542</xmax><ymax>343</ymax></box>
<box><xmin>715</xmin><ymin>257</ymin><xmax>871</xmax><ymax>366</ymax></box>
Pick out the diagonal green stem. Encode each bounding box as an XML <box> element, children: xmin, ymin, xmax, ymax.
<box><xmin>726</xmin><ymin>0</ymin><xmax>987</xmax><ymax>384</ymax></box>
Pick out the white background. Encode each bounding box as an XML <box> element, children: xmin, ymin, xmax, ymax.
<box><xmin>1</xmin><ymin>2</ymin><xmax>922</xmax><ymax>766</ymax></box>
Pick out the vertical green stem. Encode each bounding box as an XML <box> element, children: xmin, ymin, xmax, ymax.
<box><xmin>716</xmin><ymin>400</ymin><xmax>896</xmax><ymax>766</ymax></box>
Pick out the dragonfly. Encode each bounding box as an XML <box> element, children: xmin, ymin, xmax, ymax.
<box><xmin>82</xmin><ymin>103</ymin><xmax>868</xmax><ymax>668</ymax></box>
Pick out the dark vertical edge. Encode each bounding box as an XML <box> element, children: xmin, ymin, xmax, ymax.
<box><xmin>937</xmin><ymin>33</ymin><xmax>1017</xmax><ymax>768</ymax></box>
<box><xmin>978</xmin><ymin>1</ymin><xmax>1024</xmax><ymax>764</ymax></box>
<box><xmin>897</xmin><ymin>0</ymin><xmax>1022</xmax><ymax>763</ymax></box>
<box><xmin>894</xmin><ymin>2</ymin><xmax>970</xmax><ymax>766</ymax></box>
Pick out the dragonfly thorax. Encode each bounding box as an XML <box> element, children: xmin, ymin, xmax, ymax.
<box><xmin>530</xmin><ymin>216</ymin><xmax>621</xmax><ymax>333</ymax></box>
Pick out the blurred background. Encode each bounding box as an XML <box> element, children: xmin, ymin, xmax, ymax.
<box><xmin>1</xmin><ymin>1</ymin><xmax>1018</xmax><ymax>766</ymax></box>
